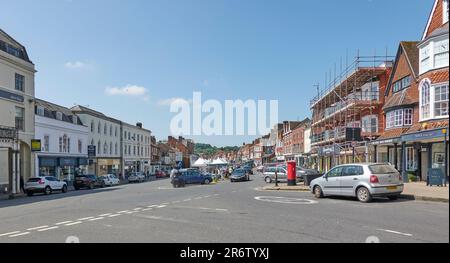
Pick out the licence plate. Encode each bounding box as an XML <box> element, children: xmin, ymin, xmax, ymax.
<box><xmin>387</xmin><ymin>186</ymin><xmax>397</xmax><ymax>190</ymax></box>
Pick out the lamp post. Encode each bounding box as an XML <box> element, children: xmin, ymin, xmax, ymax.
<box><xmin>275</xmin><ymin>164</ymin><xmax>279</xmax><ymax>187</ymax></box>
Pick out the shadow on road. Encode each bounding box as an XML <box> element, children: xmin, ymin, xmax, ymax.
<box><xmin>0</xmin><ymin>187</ymin><xmax>120</xmax><ymax>209</ymax></box>
<box><xmin>323</xmin><ymin>196</ymin><xmax>414</xmax><ymax>204</ymax></box>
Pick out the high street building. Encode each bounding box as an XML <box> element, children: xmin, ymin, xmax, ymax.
<box><xmin>0</xmin><ymin>29</ymin><xmax>36</xmax><ymax>196</ymax></box>
<box><xmin>310</xmin><ymin>55</ymin><xmax>393</xmax><ymax>172</ymax></box>
<box><xmin>71</xmin><ymin>105</ymin><xmax>122</xmax><ymax>177</ymax></box>
<box><xmin>121</xmin><ymin>122</ymin><xmax>152</xmax><ymax>176</ymax></box>
<box><xmin>34</xmin><ymin>99</ymin><xmax>89</xmax><ymax>185</ymax></box>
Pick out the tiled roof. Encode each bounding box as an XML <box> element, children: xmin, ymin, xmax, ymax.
<box><xmin>383</xmin><ymin>89</ymin><xmax>417</xmax><ymax>111</ymax></box>
<box><xmin>401</xmin><ymin>41</ymin><xmax>420</xmax><ymax>78</ymax></box>
<box><xmin>378</xmin><ymin>128</ymin><xmax>410</xmax><ymax>140</ymax></box>
<box><xmin>407</xmin><ymin>119</ymin><xmax>449</xmax><ymax>133</ymax></box>
<box><xmin>35</xmin><ymin>98</ymin><xmax>85</xmax><ymax>126</ymax></box>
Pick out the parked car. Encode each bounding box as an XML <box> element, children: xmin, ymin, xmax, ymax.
<box><xmin>241</xmin><ymin>165</ymin><xmax>254</xmax><ymax>175</ymax></box>
<box><xmin>24</xmin><ymin>177</ymin><xmax>68</xmax><ymax>196</ymax></box>
<box><xmin>230</xmin><ymin>169</ymin><xmax>250</xmax><ymax>182</ymax></box>
<box><xmin>74</xmin><ymin>174</ymin><xmax>103</xmax><ymax>190</ymax></box>
<box><xmin>256</xmin><ymin>165</ymin><xmax>265</xmax><ymax>173</ymax></box>
<box><xmin>155</xmin><ymin>170</ymin><xmax>167</xmax><ymax>178</ymax></box>
<box><xmin>171</xmin><ymin>169</ymin><xmax>213</xmax><ymax>188</ymax></box>
<box><xmin>128</xmin><ymin>172</ymin><xmax>145</xmax><ymax>183</ymax></box>
<box><xmin>101</xmin><ymin>174</ymin><xmax>120</xmax><ymax>186</ymax></box>
<box><xmin>310</xmin><ymin>163</ymin><xmax>404</xmax><ymax>203</ymax></box>
<box><xmin>264</xmin><ymin>166</ymin><xmax>304</xmax><ymax>183</ymax></box>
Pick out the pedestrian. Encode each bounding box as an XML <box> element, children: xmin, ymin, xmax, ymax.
<box><xmin>20</xmin><ymin>175</ymin><xmax>25</xmax><ymax>194</ymax></box>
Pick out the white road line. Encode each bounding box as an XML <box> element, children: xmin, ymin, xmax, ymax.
<box><xmin>117</xmin><ymin>210</ymin><xmax>130</xmax><ymax>214</ymax></box>
<box><xmin>142</xmin><ymin>208</ymin><xmax>153</xmax><ymax>211</ymax></box>
<box><xmin>37</xmin><ymin>226</ymin><xmax>59</xmax><ymax>232</ymax></box>
<box><xmin>377</xmin><ymin>229</ymin><xmax>413</xmax><ymax>237</ymax></box>
<box><xmin>215</xmin><ymin>209</ymin><xmax>228</xmax><ymax>212</ymax></box>
<box><xmin>88</xmin><ymin>217</ymin><xmax>105</xmax><ymax>222</ymax></box>
<box><xmin>0</xmin><ymin>231</ymin><xmax>21</xmax><ymax>237</ymax></box>
<box><xmin>204</xmin><ymin>195</ymin><xmax>211</xmax><ymax>198</ymax></box>
<box><xmin>126</xmin><ymin>211</ymin><xmax>138</xmax><ymax>214</ymax></box>
<box><xmin>99</xmin><ymin>213</ymin><xmax>112</xmax><ymax>217</ymax></box>
<box><xmin>108</xmin><ymin>214</ymin><xmax>121</xmax><ymax>218</ymax></box>
<box><xmin>147</xmin><ymin>205</ymin><xmax>158</xmax><ymax>208</ymax></box>
<box><xmin>55</xmin><ymin>221</ymin><xmax>73</xmax><ymax>225</ymax></box>
<box><xmin>183</xmin><ymin>199</ymin><xmax>191</xmax><ymax>202</ymax></box>
<box><xmin>78</xmin><ymin>216</ymin><xmax>95</xmax><ymax>221</ymax></box>
<box><xmin>9</xmin><ymin>232</ymin><xmax>30</xmax><ymax>238</ymax></box>
<box><xmin>65</xmin><ymin>221</ymin><xmax>82</xmax><ymax>226</ymax></box>
<box><xmin>194</xmin><ymin>197</ymin><xmax>202</xmax><ymax>200</ymax></box>
<box><xmin>157</xmin><ymin>205</ymin><xmax>167</xmax><ymax>208</ymax></box>
<box><xmin>213</xmin><ymin>194</ymin><xmax>220</xmax><ymax>196</ymax></box>
<box><xmin>133</xmin><ymin>208</ymin><xmax>143</xmax><ymax>211</ymax></box>
<box><xmin>26</xmin><ymin>225</ymin><xmax>49</xmax><ymax>231</ymax></box>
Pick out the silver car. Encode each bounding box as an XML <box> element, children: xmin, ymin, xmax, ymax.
<box><xmin>24</xmin><ymin>176</ymin><xmax>68</xmax><ymax>196</ymax></box>
<box><xmin>310</xmin><ymin>163</ymin><xmax>404</xmax><ymax>203</ymax></box>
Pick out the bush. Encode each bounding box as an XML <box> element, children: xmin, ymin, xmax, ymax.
<box><xmin>408</xmin><ymin>173</ymin><xmax>418</xmax><ymax>182</ymax></box>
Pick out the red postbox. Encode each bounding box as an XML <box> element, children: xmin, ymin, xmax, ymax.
<box><xmin>287</xmin><ymin>161</ymin><xmax>297</xmax><ymax>186</ymax></box>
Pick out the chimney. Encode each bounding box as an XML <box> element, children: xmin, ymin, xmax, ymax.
<box><xmin>136</xmin><ymin>122</ymin><xmax>143</xmax><ymax>128</ymax></box>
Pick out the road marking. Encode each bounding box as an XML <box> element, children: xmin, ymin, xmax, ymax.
<box><xmin>99</xmin><ymin>213</ymin><xmax>112</xmax><ymax>217</ymax></box>
<box><xmin>213</xmin><ymin>194</ymin><xmax>220</xmax><ymax>196</ymax></box>
<box><xmin>194</xmin><ymin>197</ymin><xmax>202</xmax><ymax>200</ymax></box>
<box><xmin>204</xmin><ymin>195</ymin><xmax>211</xmax><ymax>198</ymax></box>
<box><xmin>117</xmin><ymin>210</ymin><xmax>130</xmax><ymax>214</ymax></box>
<box><xmin>55</xmin><ymin>221</ymin><xmax>73</xmax><ymax>225</ymax></box>
<box><xmin>133</xmin><ymin>208</ymin><xmax>143</xmax><ymax>211</ymax></box>
<box><xmin>65</xmin><ymin>221</ymin><xmax>82</xmax><ymax>226</ymax></box>
<box><xmin>89</xmin><ymin>217</ymin><xmax>105</xmax><ymax>222</ymax></box>
<box><xmin>147</xmin><ymin>205</ymin><xmax>158</xmax><ymax>208</ymax></box>
<box><xmin>142</xmin><ymin>208</ymin><xmax>153</xmax><ymax>211</ymax></box>
<box><xmin>254</xmin><ymin>196</ymin><xmax>318</xmax><ymax>205</ymax></box>
<box><xmin>162</xmin><ymin>202</ymin><xmax>170</xmax><ymax>205</ymax></box>
<box><xmin>0</xmin><ymin>231</ymin><xmax>21</xmax><ymax>237</ymax></box>
<box><xmin>108</xmin><ymin>214</ymin><xmax>121</xmax><ymax>218</ymax></box>
<box><xmin>183</xmin><ymin>199</ymin><xmax>191</xmax><ymax>202</ymax></box>
<box><xmin>377</xmin><ymin>229</ymin><xmax>413</xmax><ymax>237</ymax></box>
<box><xmin>9</xmin><ymin>232</ymin><xmax>30</xmax><ymax>238</ymax></box>
<box><xmin>215</xmin><ymin>209</ymin><xmax>228</xmax><ymax>212</ymax></box>
<box><xmin>27</xmin><ymin>225</ymin><xmax>49</xmax><ymax>231</ymax></box>
<box><xmin>157</xmin><ymin>205</ymin><xmax>167</xmax><ymax>208</ymax></box>
<box><xmin>78</xmin><ymin>216</ymin><xmax>95</xmax><ymax>221</ymax></box>
<box><xmin>38</xmin><ymin>226</ymin><xmax>59</xmax><ymax>232</ymax></box>
<box><xmin>126</xmin><ymin>211</ymin><xmax>138</xmax><ymax>214</ymax></box>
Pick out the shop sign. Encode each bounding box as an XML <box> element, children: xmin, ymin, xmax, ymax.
<box><xmin>59</xmin><ymin>158</ymin><xmax>77</xmax><ymax>167</ymax></box>
<box><xmin>0</xmin><ymin>127</ymin><xmax>16</xmax><ymax>139</ymax></box>
<box><xmin>88</xmin><ymin>145</ymin><xmax>96</xmax><ymax>157</ymax></box>
<box><xmin>371</xmin><ymin>138</ymin><xmax>400</xmax><ymax>145</ymax></box>
<box><xmin>31</xmin><ymin>139</ymin><xmax>41</xmax><ymax>152</ymax></box>
<box><xmin>428</xmin><ymin>168</ymin><xmax>445</xmax><ymax>187</ymax></box>
<box><xmin>402</xmin><ymin>128</ymin><xmax>447</xmax><ymax>142</ymax></box>
<box><xmin>0</xmin><ymin>89</ymin><xmax>24</xmax><ymax>103</ymax></box>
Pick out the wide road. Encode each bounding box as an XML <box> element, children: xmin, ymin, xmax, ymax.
<box><xmin>0</xmin><ymin>174</ymin><xmax>448</xmax><ymax>243</ymax></box>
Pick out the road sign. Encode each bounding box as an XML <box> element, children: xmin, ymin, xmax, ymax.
<box><xmin>31</xmin><ymin>139</ymin><xmax>41</xmax><ymax>152</ymax></box>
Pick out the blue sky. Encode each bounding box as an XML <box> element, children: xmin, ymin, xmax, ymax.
<box><xmin>1</xmin><ymin>0</ymin><xmax>433</xmax><ymax>146</ymax></box>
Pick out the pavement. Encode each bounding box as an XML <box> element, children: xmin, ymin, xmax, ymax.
<box><xmin>263</xmin><ymin>181</ymin><xmax>449</xmax><ymax>202</ymax></box>
<box><xmin>0</xmin><ymin>176</ymin><xmax>448</xmax><ymax>243</ymax></box>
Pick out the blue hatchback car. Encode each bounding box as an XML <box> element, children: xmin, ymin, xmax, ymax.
<box><xmin>171</xmin><ymin>169</ymin><xmax>213</xmax><ymax>188</ymax></box>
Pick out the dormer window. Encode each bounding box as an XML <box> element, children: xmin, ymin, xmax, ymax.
<box><xmin>36</xmin><ymin>106</ymin><xmax>44</xmax><ymax>116</ymax></box>
<box><xmin>393</xmin><ymin>76</ymin><xmax>411</xmax><ymax>93</ymax></box>
<box><xmin>56</xmin><ymin>112</ymin><xmax>63</xmax><ymax>121</ymax></box>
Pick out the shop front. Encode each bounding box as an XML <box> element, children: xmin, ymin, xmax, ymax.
<box><xmin>96</xmin><ymin>158</ymin><xmax>121</xmax><ymax>177</ymax></box>
<box><xmin>124</xmin><ymin>160</ymin><xmax>140</xmax><ymax>176</ymax></box>
<box><xmin>401</xmin><ymin>128</ymin><xmax>449</xmax><ymax>182</ymax></box>
<box><xmin>38</xmin><ymin>156</ymin><xmax>88</xmax><ymax>185</ymax></box>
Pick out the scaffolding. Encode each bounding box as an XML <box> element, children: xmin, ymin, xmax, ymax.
<box><xmin>310</xmin><ymin>51</ymin><xmax>394</xmax><ymax>172</ymax></box>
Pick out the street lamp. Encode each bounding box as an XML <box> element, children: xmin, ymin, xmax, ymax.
<box><xmin>275</xmin><ymin>164</ymin><xmax>279</xmax><ymax>187</ymax></box>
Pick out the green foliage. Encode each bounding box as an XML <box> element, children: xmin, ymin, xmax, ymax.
<box><xmin>194</xmin><ymin>143</ymin><xmax>239</xmax><ymax>157</ymax></box>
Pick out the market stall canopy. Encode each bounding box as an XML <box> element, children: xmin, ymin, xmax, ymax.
<box><xmin>211</xmin><ymin>158</ymin><xmax>228</xmax><ymax>165</ymax></box>
<box><xmin>192</xmin><ymin>158</ymin><xmax>209</xmax><ymax>167</ymax></box>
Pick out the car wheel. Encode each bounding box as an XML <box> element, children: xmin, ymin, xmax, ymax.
<box><xmin>44</xmin><ymin>186</ymin><xmax>52</xmax><ymax>195</ymax></box>
<box><xmin>313</xmin><ymin>185</ymin><xmax>324</xmax><ymax>199</ymax></box>
<box><xmin>74</xmin><ymin>187</ymin><xmax>79</xmax><ymax>191</ymax></box>
<box><xmin>89</xmin><ymin>183</ymin><xmax>95</xmax><ymax>190</ymax></box>
<box><xmin>62</xmin><ymin>185</ymin><xmax>68</xmax><ymax>193</ymax></box>
<box><xmin>204</xmin><ymin>179</ymin><xmax>211</xmax><ymax>185</ymax></box>
<box><xmin>27</xmin><ymin>191</ymin><xmax>34</xmax><ymax>197</ymax></box>
<box><xmin>101</xmin><ymin>181</ymin><xmax>106</xmax><ymax>188</ymax></box>
<box><xmin>388</xmin><ymin>195</ymin><xmax>399</xmax><ymax>201</ymax></box>
<box><xmin>357</xmin><ymin>187</ymin><xmax>373</xmax><ymax>203</ymax></box>
<box><xmin>265</xmin><ymin>177</ymin><xmax>272</xmax><ymax>184</ymax></box>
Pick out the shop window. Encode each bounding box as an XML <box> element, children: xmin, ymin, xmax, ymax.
<box><xmin>406</xmin><ymin>147</ymin><xmax>417</xmax><ymax>171</ymax></box>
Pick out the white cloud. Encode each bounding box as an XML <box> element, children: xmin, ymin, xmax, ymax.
<box><xmin>158</xmin><ymin>97</ymin><xmax>191</xmax><ymax>106</ymax></box>
<box><xmin>65</xmin><ymin>61</ymin><xmax>90</xmax><ymax>69</ymax></box>
<box><xmin>105</xmin><ymin>85</ymin><xmax>150</xmax><ymax>101</ymax></box>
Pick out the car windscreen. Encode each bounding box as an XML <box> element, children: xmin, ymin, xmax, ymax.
<box><xmin>369</xmin><ymin>164</ymin><xmax>398</xmax><ymax>174</ymax></box>
<box><xmin>28</xmin><ymin>178</ymin><xmax>41</xmax><ymax>182</ymax></box>
<box><xmin>233</xmin><ymin>170</ymin><xmax>245</xmax><ymax>175</ymax></box>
